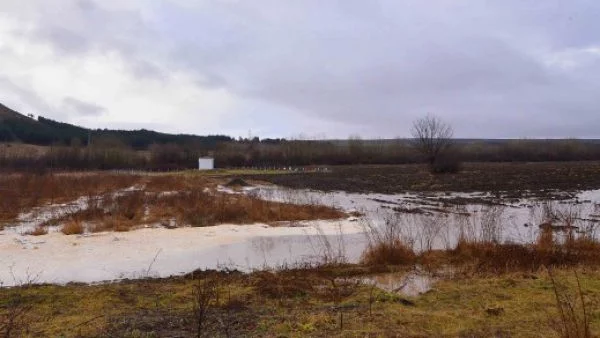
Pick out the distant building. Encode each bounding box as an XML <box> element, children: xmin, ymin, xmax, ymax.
<box><xmin>198</xmin><ymin>157</ymin><xmax>214</xmax><ymax>170</ymax></box>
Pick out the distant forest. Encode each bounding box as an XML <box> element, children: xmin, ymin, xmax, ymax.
<box><xmin>2</xmin><ymin>103</ymin><xmax>600</xmax><ymax>171</ymax></box>
<box><xmin>0</xmin><ymin>103</ymin><xmax>233</xmax><ymax>149</ymax></box>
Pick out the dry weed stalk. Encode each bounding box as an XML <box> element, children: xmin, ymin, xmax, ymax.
<box><xmin>0</xmin><ymin>270</ymin><xmax>41</xmax><ymax>338</ymax></box>
<box><xmin>548</xmin><ymin>268</ymin><xmax>591</xmax><ymax>338</ymax></box>
<box><xmin>191</xmin><ymin>276</ymin><xmax>219</xmax><ymax>338</ymax></box>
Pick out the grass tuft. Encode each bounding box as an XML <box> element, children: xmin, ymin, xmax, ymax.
<box><xmin>61</xmin><ymin>220</ymin><xmax>84</xmax><ymax>235</ymax></box>
<box><xmin>361</xmin><ymin>240</ymin><xmax>416</xmax><ymax>266</ymax></box>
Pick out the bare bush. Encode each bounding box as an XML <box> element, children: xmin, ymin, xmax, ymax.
<box><xmin>307</xmin><ymin>223</ymin><xmax>347</xmax><ymax>266</ymax></box>
<box><xmin>0</xmin><ymin>272</ymin><xmax>40</xmax><ymax>338</ymax></box>
<box><xmin>413</xmin><ymin>214</ymin><xmax>446</xmax><ymax>252</ymax></box>
<box><xmin>191</xmin><ymin>277</ymin><xmax>218</xmax><ymax>338</ymax></box>
<box><xmin>0</xmin><ymin>291</ymin><xmax>35</xmax><ymax>338</ymax></box>
<box><xmin>453</xmin><ymin>206</ymin><xmax>477</xmax><ymax>244</ymax></box>
<box><xmin>479</xmin><ymin>206</ymin><xmax>504</xmax><ymax>243</ymax></box>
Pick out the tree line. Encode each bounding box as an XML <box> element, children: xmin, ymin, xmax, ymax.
<box><xmin>2</xmin><ymin>110</ymin><xmax>600</xmax><ymax>172</ymax></box>
<box><xmin>2</xmin><ymin>136</ymin><xmax>600</xmax><ymax>172</ymax></box>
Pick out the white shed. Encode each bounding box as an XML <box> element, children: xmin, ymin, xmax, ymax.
<box><xmin>198</xmin><ymin>157</ymin><xmax>214</xmax><ymax>170</ymax></box>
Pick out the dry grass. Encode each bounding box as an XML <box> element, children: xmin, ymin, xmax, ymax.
<box><xmin>9</xmin><ymin>174</ymin><xmax>346</xmax><ymax>234</ymax></box>
<box><xmin>361</xmin><ymin>215</ymin><xmax>417</xmax><ymax>266</ymax></box>
<box><xmin>148</xmin><ymin>189</ymin><xmax>346</xmax><ymax>227</ymax></box>
<box><xmin>361</xmin><ymin>236</ymin><xmax>600</xmax><ymax>273</ymax></box>
<box><xmin>61</xmin><ymin>220</ymin><xmax>84</xmax><ymax>235</ymax></box>
<box><xmin>446</xmin><ymin>231</ymin><xmax>600</xmax><ymax>273</ymax></box>
<box><xmin>142</xmin><ymin>174</ymin><xmax>215</xmax><ymax>192</ymax></box>
<box><xmin>359</xmin><ymin>213</ymin><xmax>600</xmax><ymax>273</ymax></box>
<box><xmin>361</xmin><ymin>239</ymin><xmax>416</xmax><ymax>266</ymax></box>
<box><xmin>549</xmin><ymin>268</ymin><xmax>592</xmax><ymax>338</ymax></box>
<box><xmin>49</xmin><ymin>191</ymin><xmax>148</xmax><ymax>233</ymax></box>
<box><xmin>0</xmin><ymin>172</ymin><xmax>139</xmax><ymax>224</ymax></box>
<box><xmin>54</xmin><ymin>187</ymin><xmax>346</xmax><ymax>232</ymax></box>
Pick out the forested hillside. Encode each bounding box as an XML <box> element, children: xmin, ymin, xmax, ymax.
<box><xmin>0</xmin><ymin>103</ymin><xmax>232</xmax><ymax>149</ymax></box>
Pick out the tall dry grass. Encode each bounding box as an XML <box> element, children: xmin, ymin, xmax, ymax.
<box><xmin>14</xmin><ymin>174</ymin><xmax>346</xmax><ymax>234</ymax></box>
<box><xmin>0</xmin><ymin>172</ymin><xmax>139</xmax><ymax>224</ymax></box>
<box><xmin>449</xmin><ymin>221</ymin><xmax>600</xmax><ymax>272</ymax></box>
<box><xmin>61</xmin><ymin>220</ymin><xmax>84</xmax><ymax>235</ymax></box>
<box><xmin>149</xmin><ymin>189</ymin><xmax>346</xmax><ymax>227</ymax></box>
<box><xmin>358</xmin><ymin>201</ymin><xmax>600</xmax><ymax>272</ymax></box>
<box><xmin>549</xmin><ymin>269</ymin><xmax>591</xmax><ymax>338</ymax></box>
<box><xmin>361</xmin><ymin>216</ymin><xmax>416</xmax><ymax>266</ymax></box>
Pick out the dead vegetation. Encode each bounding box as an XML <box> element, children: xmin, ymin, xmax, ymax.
<box><xmin>360</xmin><ymin>202</ymin><xmax>600</xmax><ymax>274</ymax></box>
<box><xmin>0</xmin><ymin>172</ymin><xmax>138</xmax><ymax>226</ymax></box>
<box><xmin>149</xmin><ymin>189</ymin><xmax>345</xmax><ymax>228</ymax></box>
<box><xmin>549</xmin><ymin>268</ymin><xmax>592</xmax><ymax>338</ymax></box>
<box><xmin>362</xmin><ymin>217</ymin><xmax>417</xmax><ymax>266</ymax></box>
<box><xmin>447</xmin><ymin>235</ymin><xmax>600</xmax><ymax>273</ymax></box>
<box><xmin>1</xmin><ymin>172</ymin><xmax>346</xmax><ymax>234</ymax></box>
<box><xmin>61</xmin><ymin>220</ymin><xmax>84</xmax><ymax>235</ymax></box>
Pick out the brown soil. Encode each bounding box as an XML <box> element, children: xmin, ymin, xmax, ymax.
<box><xmin>242</xmin><ymin>162</ymin><xmax>600</xmax><ymax>196</ymax></box>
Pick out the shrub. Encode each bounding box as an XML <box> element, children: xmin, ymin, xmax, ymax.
<box><xmin>61</xmin><ymin>220</ymin><xmax>84</xmax><ymax>235</ymax></box>
<box><xmin>361</xmin><ymin>239</ymin><xmax>416</xmax><ymax>266</ymax></box>
<box><xmin>361</xmin><ymin>216</ymin><xmax>416</xmax><ymax>266</ymax></box>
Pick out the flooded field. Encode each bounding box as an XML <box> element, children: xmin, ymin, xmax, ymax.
<box><xmin>2</xmin><ymin>175</ymin><xmax>600</xmax><ymax>286</ymax></box>
<box><xmin>252</xmin><ymin>185</ymin><xmax>600</xmax><ymax>247</ymax></box>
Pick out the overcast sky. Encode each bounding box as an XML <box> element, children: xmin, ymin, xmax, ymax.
<box><xmin>1</xmin><ymin>1</ymin><xmax>599</xmax><ymax>139</ymax></box>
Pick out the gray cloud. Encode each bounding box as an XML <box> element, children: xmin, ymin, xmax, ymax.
<box><xmin>0</xmin><ymin>77</ymin><xmax>61</xmax><ymax>119</ymax></box>
<box><xmin>62</xmin><ymin>97</ymin><xmax>106</xmax><ymax>117</ymax></box>
<box><xmin>2</xmin><ymin>0</ymin><xmax>600</xmax><ymax>138</ymax></box>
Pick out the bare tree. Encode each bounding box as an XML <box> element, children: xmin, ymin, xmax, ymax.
<box><xmin>411</xmin><ymin>114</ymin><xmax>454</xmax><ymax>166</ymax></box>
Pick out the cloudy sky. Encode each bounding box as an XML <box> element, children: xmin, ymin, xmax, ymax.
<box><xmin>1</xmin><ymin>1</ymin><xmax>599</xmax><ymax>139</ymax></box>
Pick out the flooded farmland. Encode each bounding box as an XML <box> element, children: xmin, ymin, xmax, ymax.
<box><xmin>2</xmin><ymin>181</ymin><xmax>599</xmax><ymax>286</ymax></box>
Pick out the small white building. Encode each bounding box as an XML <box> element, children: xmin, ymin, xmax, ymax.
<box><xmin>198</xmin><ymin>157</ymin><xmax>214</xmax><ymax>170</ymax></box>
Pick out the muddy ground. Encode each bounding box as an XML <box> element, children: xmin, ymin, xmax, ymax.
<box><xmin>242</xmin><ymin>162</ymin><xmax>600</xmax><ymax>196</ymax></box>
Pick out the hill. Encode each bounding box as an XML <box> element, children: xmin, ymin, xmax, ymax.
<box><xmin>0</xmin><ymin>103</ymin><xmax>233</xmax><ymax>149</ymax></box>
<box><xmin>0</xmin><ymin>103</ymin><xmax>31</xmax><ymax>120</ymax></box>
